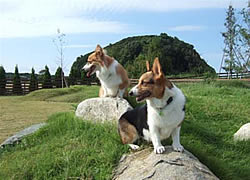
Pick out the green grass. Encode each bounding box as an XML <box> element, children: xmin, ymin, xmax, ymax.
<box><xmin>0</xmin><ymin>81</ymin><xmax>250</xmax><ymax>180</ymax></box>
<box><xmin>178</xmin><ymin>81</ymin><xmax>250</xmax><ymax>180</ymax></box>
<box><xmin>0</xmin><ymin>113</ymin><xmax>128</xmax><ymax>179</ymax></box>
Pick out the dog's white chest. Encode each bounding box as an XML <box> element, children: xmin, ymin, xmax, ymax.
<box><xmin>143</xmin><ymin>87</ymin><xmax>185</xmax><ymax>141</ymax></box>
<box><xmin>150</xmin><ymin>108</ymin><xmax>182</xmax><ymax>138</ymax></box>
<box><xmin>96</xmin><ymin>60</ymin><xmax>122</xmax><ymax>96</ymax></box>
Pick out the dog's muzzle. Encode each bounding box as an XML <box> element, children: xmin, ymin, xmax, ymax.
<box><xmin>82</xmin><ymin>63</ymin><xmax>96</xmax><ymax>77</ymax></box>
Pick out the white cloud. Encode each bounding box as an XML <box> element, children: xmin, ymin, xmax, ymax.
<box><xmin>168</xmin><ymin>25</ymin><xmax>206</xmax><ymax>32</ymax></box>
<box><xmin>0</xmin><ymin>15</ymin><xmax>129</xmax><ymax>38</ymax></box>
<box><xmin>0</xmin><ymin>0</ymin><xmax>130</xmax><ymax>38</ymax></box>
<box><xmin>0</xmin><ymin>0</ymin><xmax>247</xmax><ymax>38</ymax></box>
<box><xmin>64</xmin><ymin>44</ymin><xmax>96</xmax><ymax>48</ymax></box>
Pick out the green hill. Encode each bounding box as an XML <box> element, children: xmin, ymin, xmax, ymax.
<box><xmin>69</xmin><ymin>33</ymin><xmax>215</xmax><ymax>84</ymax></box>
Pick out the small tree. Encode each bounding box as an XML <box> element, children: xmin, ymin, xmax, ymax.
<box><xmin>221</xmin><ymin>4</ymin><xmax>250</xmax><ymax>77</ymax></box>
<box><xmin>235</xmin><ymin>3</ymin><xmax>250</xmax><ymax>71</ymax></box>
<box><xmin>29</xmin><ymin>68</ymin><xmax>38</xmax><ymax>92</ymax></box>
<box><xmin>0</xmin><ymin>66</ymin><xmax>6</xmax><ymax>95</ymax></box>
<box><xmin>69</xmin><ymin>66</ymin><xmax>78</xmax><ymax>85</ymax></box>
<box><xmin>12</xmin><ymin>65</ymin><xmax>23</xmax><ymax>95</ymax></box>
<box><xmin>53</xmin><ymin>29</ymin><xmax>68</xmax><ymax>88</ymax></box>
<box><xmin>42</xmin><ymin>65</ymin><xmax>53</xmax><ymax>89</ymax></box>
<box><xmin>221</xmin><ymin>5</ymin><xmax>237</xmax><ymax>78</ymax></box>
<box><xmin>54</xmin><ymin>67</ymin><xmax>65</xmax><ymax>88</ymax></box>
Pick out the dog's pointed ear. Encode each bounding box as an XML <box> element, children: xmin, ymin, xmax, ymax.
<box><xmin>152</xmin><ymin>57</ymin><xmax>163</xmax><ymax>76</ymax></box>
<box><xmin>146</xmin><ymin>61</ymin><xmax>151</xmax><ymax>71</ymax></box>
<box><xmin>95</xmin><ymin>44</ymin><xmax>104</xmax><ymax>58</ymax></box>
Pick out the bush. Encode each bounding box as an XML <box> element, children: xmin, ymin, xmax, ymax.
<box><xmin>54</xmin><ymin>67</ymin><xmax>66</xmax><ymax>88</ymax></box>
<box><xmin>29</xmin><ymin>68</ymin><xmax>38</xmax><ymax>92</ymax></box>
<box><xmin>0</xmin><ymin>66</ymin><xmax>6</xmax><ymax>95</ymax></box>
<box><xmin>42</xmin><ymin>65</ymin><xmax>53</xmax><ymax>89</ymax></box>
<box><xmin>12</xmin><ymin>65</ymin><xmax>23</xmax><ymax>95</ymax></box>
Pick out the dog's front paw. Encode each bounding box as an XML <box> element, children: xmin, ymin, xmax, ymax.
<box><xmin>172</xmin><ymin>144</ymin><xmax>184</xmax><ymax>152</ymax></box>
<box><xmin>154</xmin><ymin>146</ymin><xmax>165</xmax><ymax>154</ymax></box>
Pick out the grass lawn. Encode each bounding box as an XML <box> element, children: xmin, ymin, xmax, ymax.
<box><xmin>0</xmin><ymin>81</ymin><xmax>249</xmax><ymax>179</ymax></box>
<box><xmin>0</xmin><ymin>113</ymin><xmax>128</xmax><ymax>179</ymax></box>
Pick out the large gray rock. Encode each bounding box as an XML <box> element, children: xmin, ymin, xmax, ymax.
<box><xmin>234</xmin><ymin>123</ymin><xmax>250</xmax><ymax>141</ymax></box>
<box><xmin>75</xmin><ymin>97</ymin><xmax>133</xmax><ymax>123</ymax></box>
<box><xmin>113</xmin><ymin>146</ymin><xmax>219</xmax><ymax>180</ymax></box>
<box><xmin>0</xmin><ymin>123</ymin><xmax>46</xmax><ymax>148</ymax></box>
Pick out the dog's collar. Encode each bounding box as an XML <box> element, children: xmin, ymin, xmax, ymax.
<box><xmin>158</xmin><ymin>97</ymin><xmax>173</xmax><ymax>110</ymax></box>
<box><xmin>157</xmin><ymin>97</ymin><xmax>173</xmax><ymax>115</ymax></box>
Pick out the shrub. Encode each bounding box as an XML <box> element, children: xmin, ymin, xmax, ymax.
<box><xmin>12</xmin><ymin>65</ymin><xmax>23</xmax><ymax>95</ymax></box>
<box><xmin>29</xmin><ymin>68</ymin><xmax>38</xmax><ymax>92</ymax></box>
<box><xmin>0</xmin><ymin>66</ymin><xmax>6</xmax><ymax>95</ymax></box>
<box><xmin>42</xmin><ymin>65</ymin><xmax>53</xmax><ymax>89</ymax></box>
<box><xmin>54</xmin><ymin>67</ymin><xmax>66</xmax><ymax>88</ymax></box>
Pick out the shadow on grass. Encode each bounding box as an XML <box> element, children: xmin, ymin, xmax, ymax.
<box><xmin>181</xmin><ymin>120</ymin><xmax>250</xmax><ymax>180</ymax></box>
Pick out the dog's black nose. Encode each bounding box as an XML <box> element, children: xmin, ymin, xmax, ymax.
<box><xmin>129</xmin><ymin>91</ymin><xmax>133</xmax><ymax>96</ymax></box>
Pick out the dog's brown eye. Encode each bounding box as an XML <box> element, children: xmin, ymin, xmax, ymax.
<box><xmin>142</xmin><ymin>79</ymin><xmax>154</xmax><ymax>85</ymax></box>
<box><xmin>141</xmin><ymin>80</ymin><xmax>144</xmax><ymax>85</ymax></box>
<box><xmin>148</xmin><ymin>79</ymin><xmax>154</xmax><ymax>84</ymax></box>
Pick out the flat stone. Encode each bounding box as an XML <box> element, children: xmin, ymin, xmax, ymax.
<box><xmin>0</xmin><ymin>123</ymin><xmax>46</xmax><ymax>148</ymax></box>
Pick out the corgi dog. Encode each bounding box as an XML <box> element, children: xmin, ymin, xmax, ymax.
<box><xmin>82</xmin><ymin>45</ymin><xmax>129</xmax><ymax>98</ymax></box>
<box><xmin>118</xmin><ymin>58</ymin><xmax>186</xmax><ymax>154</ymax></box>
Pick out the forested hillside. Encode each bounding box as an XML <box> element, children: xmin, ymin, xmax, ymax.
<box><xmin>69</xmin><ymin>33</ymin><xmax>215</xmax><ymax>84</ymax></box>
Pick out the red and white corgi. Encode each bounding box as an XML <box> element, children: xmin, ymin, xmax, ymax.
<box><xmin>118</xmin><ymin>58</ymin><xmax>186</xmax><ymax>154</ymax></box>
<box><xmin>83</xmin><ymin>45</ymin><xmax>129</xmax><ymax>98</ymax></box>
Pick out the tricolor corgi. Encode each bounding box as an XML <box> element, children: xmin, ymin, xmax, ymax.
<box><xmin>83</xmin><ymin>45</ymin><xmax>129</xmax><ymax>98</ymax></box>
<box><xmin>118</xmin><ymin>58</ymin><xmax>186</xmax><ymax>154</ymax></box>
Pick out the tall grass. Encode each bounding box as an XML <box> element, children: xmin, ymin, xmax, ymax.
<box><xmin>178</xmin><ymin>81</ymin><xmax>250</xmax><ymax>180</ymax></box>
<box><xmin>0</xmin><ymin>113</ymin><xmax>128</xmax><ymax>179</ymax></box>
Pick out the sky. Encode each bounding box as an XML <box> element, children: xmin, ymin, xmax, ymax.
<box><xmin>0</xmin><ymin>0</ymin><xmax>248</xmax><ymax>75</ymax></box>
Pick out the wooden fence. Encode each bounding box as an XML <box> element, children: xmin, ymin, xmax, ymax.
<box><xmin>0</xmin><ymin>71</ymin><xmax>249</xmax><ymax>96</ymax></box>
<box><xmin>0</xmin><ymin>78</ymin><xmax>100</xmax><ymax>96</ymax></box>
<box><xmin>217</xmin><ymin>71</ymin><xmax>250</xmax><ymax>79</ymax></box>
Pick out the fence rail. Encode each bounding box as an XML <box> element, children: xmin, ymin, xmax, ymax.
<box><xmin>0</xmin><ymin>71</ymin><xmax>249</xmax><ymax>96</ymax></box>
<box><xmin>0</xmin><ymin>78</ymin><xmax>101</xmax><ymax>95</ymax></box>
<box><xmin>217</xmin><ymin>71</ymin><xmax>250</xmax><ymax>79</ymax></box>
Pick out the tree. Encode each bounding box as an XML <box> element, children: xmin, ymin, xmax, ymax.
<box><xmin>69</xmin><ymin>66</ymin><xmax>78</xmax><ymax>85</ymax></box>
<box><xmin>221</xmin><ymin>5</ymin><xmax>237</xmax><ymax>77</ymax></box>
<box><xmin>53</xmin><ymin>29</ymin><xmax>68</xmax><ymax>88</ymax></box>
<box><xmin>235</xmin><ymin>2</ymin><xmax>250</xmax><ymax>71</ymax></box>
<box><xmin>221</xmin><ymin>3</ymin><xmax>250</xmax><ymax>77</ymax></box>
<box><xmin>12</xmin><ymin>65</ymin><xmax>23</xmax><ymax>95</ymax></box>
<box><xmin>55</xmin><ymin>67</ymin><xmax>65</xmax><ymax>88</ymax></box>
<box><xmin>29</xmin><ymin>68</ymin><xmax>38</xmax><ymax>92</ymax></box>
<box><xmin>42</xmin><ymin>65</ymin><xmax>53</xmax><ymax>89</ymax></box>
<box><xmin>0</xmin><ymin>66</ymin><xmax>6</xmax><ymax>95</ymax></box>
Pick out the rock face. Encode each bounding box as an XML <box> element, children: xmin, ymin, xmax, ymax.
<box><xmin>234</xmin><ymin>123</ymin><xmax>250</xmax><ymax>141</ymax></box>
<box><xmin>75</xmin><ymin>97</ymin><xmax>133</xmax><ymax>123</ymax></box>
<box><xmin>0</xmin><ymin>123</ymin><xmax>46</xmax><ymax>148</ymax></box>
<box><xmin>113</xmin><ymin>146</ymin><xmax>219</xmax><ymax>180</ymax></box>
